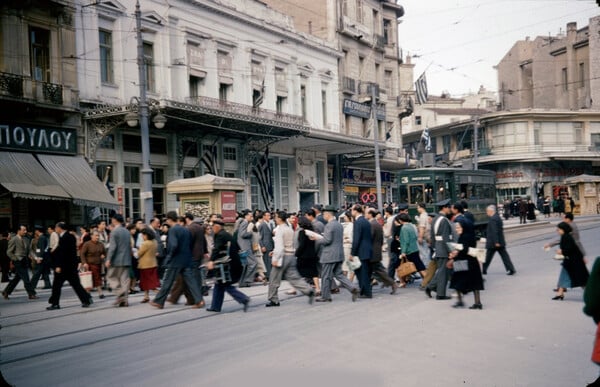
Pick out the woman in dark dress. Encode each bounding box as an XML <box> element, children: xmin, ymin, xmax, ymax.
<box><xmin>295</xmin><ymin>216</ymin><xmax>320</xmax><ymax>296</ymax></box>
<box><xmin>449</xmin><ymin>219</ymin><xmax>484</xmax><ymax>309</ymax></box>
<box><xmin>527</xmin><ymin>199</ymin><xmax>537</xmax><ymax>221</ymax></box>
<box><xmin>552</xmin><ymin>222</ymin><xmax>589</xmax><ymax>300</ymax></box>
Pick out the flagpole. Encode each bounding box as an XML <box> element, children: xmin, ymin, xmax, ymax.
<box><xmin>371</xmin><ymin>84</ymin><xmax>383</xmax><ymax>214</ymax></box>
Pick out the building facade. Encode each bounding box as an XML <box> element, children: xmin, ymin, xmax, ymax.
<box><xmin>261</xmin><ymin>0</ymin><xmax>411</xmax><ymax>207</ymax></box>
<box><xmin>0</xmin><ymin>0</ymin><xmax>117</xmax><ymax>230</ymax></box>
<box><xmin>77</xmin><ymin>0</ymin><xmax>348</xmax><ymax>217</ymax></box>
<box><xmin>402</xmin><ymin>16</ymin><xmax>600</xmax><ymax>211</ymax></box>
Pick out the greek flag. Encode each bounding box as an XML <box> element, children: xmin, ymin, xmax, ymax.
<box><xmin>253</xmin><ymin>80</ymin><xmax>265</xmax><ymax>108</ymax></box>
<box><xmin>252</xmin><ymin>148</ymin><xmax>273</xmax><ymax>210</ymax></box>
<box><xmin>415</xmin><ymin>72</ymin><xmax>428</xmax><ymax>105</ymax></box>
<box><xmin>421</xmin><ymin>127</ymin><xmax>431</xmax><ymax>152</ymax></box>
<box><xmin>201</xmin><ymin>144</ymin><xmax>218</xmax><ymax>175</ymax></box>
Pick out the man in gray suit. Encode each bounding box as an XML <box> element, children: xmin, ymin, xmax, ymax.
<box><xmin>425</xmin><ymin>200</ymin><xmax>453</xmax><ymax>300</ymax></box>
<box><xmin>305</xmin><ymin>209</ymin><xmax>324</xmax><ymax>234</ymax></box>
<box><xmin>313</xmin><ymin>206</ymin><xmax>359</xmax><ymax>302</ymax></box>
<box><xmin>237</xmin><ymin>210</ymin><xmax>257</xmax><ymax>287</ymax></box>
<box><xmin>2</xmin><ymin>225</ymin><xmax>38</xmax><ymax>300</ymax></box>
<box><xmin>105</xmin><ymin>214</ymin><xmax>132</xmax><ymax>307</ymax></box>
<box><xmin>483</xmin><ymin>205</ymin><xmax>516</xmax><ymax>275</ymax></box>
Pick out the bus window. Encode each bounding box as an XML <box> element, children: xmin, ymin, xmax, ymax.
<box><xmin>425</xmin><ymin>184</ymin><xmax>434</xmax><ymax>203</ymax></box>
<box><xmin>409</xmin><ymin>185</ymin><xmax>424</xmax><ymax>204</ymax></box>
<box><xmin>436</xmin><ymin>179</ymin><xmax>450</xmax><ymax>202</ymax></box>
<box><xmin>398</xmin><ymin>184</ymin><xmax>408</xmax><ymax>204</ymax></box>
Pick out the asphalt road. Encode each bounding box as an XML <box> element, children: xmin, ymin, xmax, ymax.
<box><xmin>1</xmin><ymin>216</ymin><xmax>599</xmax><ymax>387</ymax></box>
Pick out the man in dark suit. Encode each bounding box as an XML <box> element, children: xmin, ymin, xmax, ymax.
<box><xmin>351</xmin><ymin>204</ymin><xmax>373</xmax><ymax>298</ymax></box>
<box><xmin>150</xmin><ymin>211</ymin><xmax>204</xmax><ymax>309</ymax></box>
<box><xmin>47</xmin><ymin>222</ymin><xmax>92</xmax><ymax>310</ymax></box>
<box><xmin>30</xmin><ymin>225</ymin><xmax>52</xmax><ymax>289</ymax></box>
<box><xmin>168</xmin><ymin>213</ymin><xmax>208</xmax><ymax>305</ymax></box>
<box><xmin>483</xmin><ymin>205</ymin><xmax>516</xmax><ymax>275</ymax></box>
<box><xmin>206</xmin><ymin>219</ymin><xmax>249</xmax><ymax>312</ymax></box>
<box><xmin>425</xmin><ymin>200</ymin><xmax>453</xmax><ymax>300</ymax></box>
<box><xmin>313</xmin><ymin>206</ymin><xmax>359</xmax><ymax>302</ymax></box>
<box><xmin>258</xmin><ymin>211</ymin><xmax>274</xmax><ymax>280</ymax></box>
<box><xmin>365</xmin><ymin>208</ymin><xmax>397</xmax><ymax>294</ymax></box>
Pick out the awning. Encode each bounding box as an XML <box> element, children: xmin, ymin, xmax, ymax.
<box><xmin>37</xmin><ymin>155</ymin><xmax>119</xmax><ymax>209</ymax></box>
<box><xmin>0</xmin><ymin>152</ymin><xmax>71</xmax><ymax>201</ymax></box>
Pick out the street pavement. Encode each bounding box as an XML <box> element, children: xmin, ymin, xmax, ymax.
<box><xmin>1</xmin><ymin>215</ymin><xmax>599</xmax><ymax>387</ymax></box>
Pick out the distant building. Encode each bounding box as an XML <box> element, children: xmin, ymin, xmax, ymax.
<box><xmin>403</xmin><ymin>16</ymin><xmax>600</xmax><ymax>211</ymax></box>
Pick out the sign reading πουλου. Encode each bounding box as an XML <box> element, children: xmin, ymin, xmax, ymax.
<box><xmin>0</xmin><ymin>124</ymin><xmax>77</xmax><ymax>155</ymax></box>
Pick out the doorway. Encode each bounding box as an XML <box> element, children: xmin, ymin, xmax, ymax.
<box><xmin>299</xmin><ymin>192</ymin><xmax>316</xmax><ymax>212</ymax></box>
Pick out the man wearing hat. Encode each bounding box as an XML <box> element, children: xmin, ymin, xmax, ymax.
<box><xmin>312</xmin><ymin>204</ymin><xmax>327</xmax><ymax>225</ymax></box>
<box><xmin>313</xmin><ymin>205</ymin><xmax>359</xmax><ymax>302</ymax></box>
<box><xmin>425</xmin><ymin>199</ymin><xmax>453</xmax><ymax>300</ymax></box>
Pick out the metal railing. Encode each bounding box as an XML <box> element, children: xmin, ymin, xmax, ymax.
<box><xmin>0</xmin><ymin>72</ymin><xmax>24</xmax><ymax>97</ymax></box>
<box><xmin>41</xmin><ymin>81</ymin><xmax>63</xmax><ymax>105</ymax></box>
<box><xmin>342</xmin><ymin>76</ymin><xmax>356</xmax><ymax>93</ymax></box>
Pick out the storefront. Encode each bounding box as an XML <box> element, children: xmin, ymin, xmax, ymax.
<box><xmin>341</xmin><ymin>167</ymin><xmax>392</xmax><ymax>207</ymax></box>
<box><xmin>0</xmin><ymin>123</ymin><xmax>119</xmax><ymax>231</ymax></box>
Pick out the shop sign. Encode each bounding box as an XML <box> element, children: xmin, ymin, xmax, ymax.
<box><xmin>342</xmin><ymin>99</ymin><xmax>385</xmax><ymax>120</ymax></box>
<box><xmin>0</xmin><ymin>123</ymin><xmax>77</xmax><ymax>155</ymax></box>
<box><xmin>400</xmin><ymin>175</ymin><xmax>431</xmax><ymax>184</ymax></box>
<box><xmin>221</xmin><ymin>191</ymin><xmax>237</xmax><ymax>223</ymax></box>
<box><xmin>342</xmin><ymin>168</ymin><xmax>391</xmax><ymax>185</ymax></box>
<box><xmin>344</xmin><ymin>186</ymin><xmax>359</xmax><ymax>193</ymax></box>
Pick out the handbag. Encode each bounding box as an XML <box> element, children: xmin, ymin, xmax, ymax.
<box><xmin>79</xmin><ymin>269</ymin><xmax>93</xmax><ymax>290</ymax></box>
<box><xmin>397</xmin><ymin>256</ymin><xmax>417</xmax><ymax>278</ymax></box>
<box><xmin>451</xmin><ymin>259</ymin><xmax>469</xmax><ymax>272</ymax></box>
<box><xmin>346</xmin><ymin>257</ymin><xmax>361</xmax><ymax>271</ymax></box>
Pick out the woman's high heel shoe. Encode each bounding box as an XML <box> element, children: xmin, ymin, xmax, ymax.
<box><xmin>552</xmin><ymin>295</ymin><xmax>564</xmax><ymax>301</ymax></box>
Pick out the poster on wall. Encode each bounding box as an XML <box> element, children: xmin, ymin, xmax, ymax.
<box><xmin>221</xmin><ymin>191</ymin><xmax>236</xmax><ymax>223</ymax></box>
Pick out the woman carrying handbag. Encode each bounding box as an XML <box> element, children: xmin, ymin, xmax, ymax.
<box><xmin>448</xmin><ymin>218</ymin><xmax>484</xmax><ymax>309</ymax></box>
<box><xmin>552</xmin><ymin>222</ymin><xmax>589</xmax><ymax>300</ymax></box>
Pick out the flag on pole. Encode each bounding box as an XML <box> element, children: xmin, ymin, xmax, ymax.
<box><xmin>420</xmin><ymin>127</ymin><xmax>431</xmax><ymax>152</ymax></box>
<box><xmin>415</xmin><ymin>72</ymin><xmax>428</xmax><ymax>105</ymax></box>
<box><xmin>253</xmin><ymin>80</ymin><xmax>265</xmax><ymax>108</ymax></box>
<box><xmin>201</xmin><ymin>143</ymin><xmax>218</xmax><ymax>175</ymax></box>
<box><xmin>252</xmin><ymin>148</ymin><xmax>273</xmax><ymax>210</ymax></box>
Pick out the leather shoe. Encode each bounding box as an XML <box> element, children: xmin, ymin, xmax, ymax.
<box><xmin>29</xmin><ymin>294</ymin><xmax>39</xmax><ymax>300</ymax></box>
<box><xmin>390</xmin><ymin>284</ymin><xmax>398</xmax><ymax>295</ymax></box>
<box><xmin>452</xmin><ymin>301</ymin><xmax>465</xmax><ymax>308</ymax></box>
<box><xmin>351</xmin><ymin>288</ymin><xmax>359</xmax><ymax>302</ymax></box>
<box><xmin>243</xmin><ymin>299</ymin><xmax>250</xmax><ymax>312</ymax></box>
<box><xmin>331</xmin><ymin>288</ymin><xmax>340</xmax><ymax>294</ymax></box>
<box><xmin>2</xmin><ymin>291</ymin><xmax>9</xmax><ymax>300</ymax></box>
<box><xmin>308</xmin><ymin>291</ymin><xmax>315</xmax><ymax>305</ymax></box>
<box><xmin>506</xmin><ymin>270</ymin><xmax>516</xmax><ymax>276</ymax></box>
<box><xmin>469</xmin><ymin>303</ymin><xmax>483</xmax><ymax>310</ymax></box>
<box><xmin>315</xmin><ymin>298</ymin><xmax>332</xmax><ymax>302</ymax></box>
<box><xmin>149</xmin><ymin>301</ymin><xmax>164</xmax><ymax>309</ymax></box>
<box><xmin>81</xmin><ymin>303</ymin><xmax>91</xmax><ymax>308</ymax></box>
<box><xmin>191</xmin><ymin>300</ymin><xmax>205</xmax><ymax>309</ymax></box>
<box><xmin>425</xmin><ymin>288</ymin><xmax>432</xmax><ymax>298</ymax></box>
<box><xmin>265</xmin><ymin>301</ymin><xmax>280</xmax><ymax>307</ymax></box>
<box><xmin>46</xmin><ymin>304</ymin><xmax>60</xmax><ymax>310</ymax></box>
<box><xmin>436</xmin><ymin>295</ymin><xmax>451</xmax><ymax>300</ymax></box>
<box><xmin>206</xmin><ymin>307</ymin><xmax>220</xmax><ymax>312</ymax></box>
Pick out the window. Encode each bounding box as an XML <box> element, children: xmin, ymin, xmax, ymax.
<box><xmin>534</xmin><ymin>122</ymin><xmax>541</xmax><ymax>145</ymax></box>
<box><xmin>383</xmin><ymin>19</ymin><xmax>391</xmax><ymax>45</ymax></box>
<box><xmin>415</xmin><ymin>116</ymin><xmax>422</xmax><ymax>125</ymax></box>
<box><xmin>359</xmin><ymin>56</ymin><xmax>365</xmax><ymax>77</ymax></box>
<box><xmin>275</xmin><ymin>66</ymin><xmax>287</xmax><ymax>91</ymax></box>
<box><xmin>276</xmin><ymin>96</ymin><xmax>286</xmax><ymax>114</ymax></box>
<box><xmin>99</xmin><ymin>30</ymin><xmax>113</xmax><ymax>83</ymax></box>
<box><xmin>143</xmin><ymin>42</ymin><xmax>155</xmax><ymax>92</ymax></box>
<box><xmin>223</xmin><ymin>146</ymin><xmax>237</xmax><ymax>161</ymax></box>
<box><xmin>152</xmin><ymin>167</ymin><xmax>165</xmax><ymax>215</ymax></box>
<box><xmin>189</xmin><ymin>76</ymin><xmax>201</xmax><ymax>98</ymax></box>
<box><xmin>442</xmin><ymin>135</ymin><xmax>451</xmax><ymax>153</ymax></box>
<box><xmin>98</xmin><ymin>134</ymin><xmax>114</xmax><ymax>149</ymax></box>
<box><xmin>124</xmin><ymin>166</ymin><xmax>140</xmax><ymax>184</ymax></box>
<box><xmin>591</xmin><ymin>134</ymin><xmax>600</xmax><ymax>151</ymax></box>
<box><xmin>384</xmin><ymin>70</ymin><xmax>392</xmax><ymax>93</ymax></box>
<box><xmin>574</xmin><ymin>122</ymin><xmax>583</xmax><ymax>144</ymax></box>
<box><xmin>30</xmin><ymin>27</ymin><xmax>50</xmax><ymax>82</ymax></box>
<box><xmin>280</xmin><ymin>159</ymin><xmax>289</xmax><ymax>211</ymax></box>
<box><xmin>580</xmin><ymin>63</ymin><xmax>585</xmax><ymax>88</ymax></box>
<box><xmin>219</xmin><ymin>83</ymin><xmax>229</xmax><ymax>101</ymax></box>
<box><xmin>372</xmin><ymin>9</ymin><xmax>379</xmax><ymax>34</ymax></box>
<box><xmin>342</xmin><ymin>0</ymin><xmax>348</xmax><ymax>16</ymax></box>
<box><xmin>300</xmin><ymin>85</ymin><xmax>307</xmax><ymax>119</ymax></box>
<box><xmin>362</xmin><ymin>118</ymin><xmax>369</xmax><ymax>138</ymax></box>
<box><xmin>96</xmin><ymin>164</ymin><xmax>114</xmax><ymax>184</ymax></box>
<box><xmin>252</xmin><ymin>88</ymin><xmax>263</xmax><ymax>108</ymax></box>
<box><xmin>152</xmin><ymin>168</ymin><xmax>164</xmax><ymax>185</ymax></box>
<box><xmin>122</xmin><ymin>134</ymin><xmax>167</xmax><ymax>154</ymax></box>
<box><xmin>321</xmin><ymin>89</ymin><xmax>327</xmax><ymax>127</ymax></box>
<box><xmin>561</xmin><ymin>68</ymin><xmax>567</xmax><ymax>92</ymax></box>
<box><xmin>182</xmin><ymin>140</ymin><xmax>198</xmax><ymax>158</ymax></box>
<box><xmin>356</xmin><ymin>0</ymin><xmax>364</xmax><ymax>23</ymax></box>
<box><xmin>375</xmin><ymin>63</ymin><xmax>380</xmax><ymax>85</ymax></box>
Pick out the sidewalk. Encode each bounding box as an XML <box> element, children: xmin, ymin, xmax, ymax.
<box><xmin>502</xmin><ymin>213</ymin><xmax>600</xmax><ymax>230</ymax></box>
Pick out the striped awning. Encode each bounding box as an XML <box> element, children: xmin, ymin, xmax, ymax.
<box><xmin>37</xmin><ymin>155</ymin><xmax>119</xmax><ymax>209</ymax></box>
<box><xmin>0</xmin><ymin>152</ymin><xmax>71</xmax><ymax>201</ymax></box>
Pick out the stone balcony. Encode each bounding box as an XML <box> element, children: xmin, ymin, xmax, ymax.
<box><xmin>0</xmin><ymin>71</ymin><xmax>79</xmax><ymax>110</ymax></box>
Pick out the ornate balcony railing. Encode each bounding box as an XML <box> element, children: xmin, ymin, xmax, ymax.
<box><xmin>41</xmin><ymin>81</ymin><xmax>63</xmax><ymax>105</ymax></box>
<box><xmin>342</xmin><ymin>76</ymin><xmax>356</xmax><ymax>94</ymax></box>
<box><xmin>0</xmin><ymin>71</ymin><xmax>24</xmax><ymax>98</ymax></box>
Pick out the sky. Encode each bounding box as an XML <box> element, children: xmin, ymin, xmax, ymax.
<box><xmin>398</xmin><ymin>0</ymin><xmax>599</xmax><ymax>97</ymax></box>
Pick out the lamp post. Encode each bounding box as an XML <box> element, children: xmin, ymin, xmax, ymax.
<box><xmin>370</xmin><ymin>84</ymin><xmax>383</xmax><ymax>214</ymax></box>
<box><xmin>135</xmin><ymin>0</ymin><xmax>153</xmax><ymax>223</ymax></box>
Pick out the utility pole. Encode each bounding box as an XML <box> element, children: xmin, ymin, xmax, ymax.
<box><xmin>473</xmin><ymin>116</ymin><xmax>479</xmax><ymax>170</ymax></box>
<box><xmin>371</xmin><ymin>84</ymin><xmax>383</xmax><ymax>214</ymax></box>
<box><xmin>135</xmin><ymin>0</ymin><xmax>154</xmax><ymax>222</ymax></box>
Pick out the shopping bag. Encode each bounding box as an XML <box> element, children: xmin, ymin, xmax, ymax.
<box><xmin>79</xmin><ymin>270</ymin><xmax>93</xmax><ymax>290</ymax></box>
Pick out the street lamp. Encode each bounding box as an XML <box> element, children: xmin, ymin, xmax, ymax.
<box><xmin>364</xmin><ymin>83</ymin><xmax>384</xmax><ymax>214</ymax></box>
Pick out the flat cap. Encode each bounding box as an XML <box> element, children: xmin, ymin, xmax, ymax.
<box><xmin>435</xmin><ymin>199</ymin><xmax>451</xmax><ymax>207</ymax></box>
